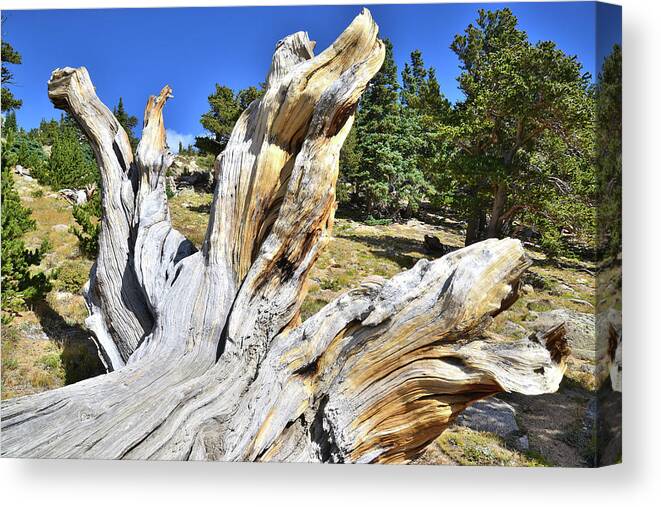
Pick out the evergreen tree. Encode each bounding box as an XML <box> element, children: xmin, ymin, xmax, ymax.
<box><xmin>2</xmin><ymin>119</ymin><xmax>49</xmax><ymax>180</ymax></box>
<box><xmin>27</xmin><ymin>118</ymin><xmax>60</xmax><ymax>145</ymax></box>
<box><xmin>1</xmin><ymin>39</ymin><xmax>22</xmax><ymax>112</ymax></box>
<box><xmin>47</xmin><ymin>122</ymin><xmax>98</xmax><ymax>190</ymax></box>
<box><xmin>337</xmin><ymin>124</ymin><xmax>361</xmax><ymax>204</ymax></box>
<box><xmin>400</xmin><ymin>50</ymin><xmax>453</xmax><ymax>209</ymax></box>
<box><xmin>595</xmin><ymin>44</ymin><xmax>622</xmax><ymax>257</ymax></box>
<box><xmin>3</xmin><ymin>110</ymin><xmax>17</xmax><ymax>132</ymax></box>
<box><xmin>401</xmin><ymin>50</ymin><xmax>427</xmax><ymax>110</ymax></box>
<box><xmin>71</xmin><ymin>192</ymin><xmax>101</xmax><ymax>259</ymax></box>
<box><xmin>197</xmin><ymin>84</ymin><xmax>241</xmax><ymax>155</ymax></box>
<box><xmin>237</xmin><ymin>86</ymin><xmax>262</xmax><ymax>110</ymax></box>
<box><xmin>1</xmin><ymin>150</ymin><xmax>48</xmax><ymax>322</ymax></box>
<box><xmin>443</xmin><ymin>8</ymin><xmax>593</xmax><ymax>247</ymax></box>
<box><xmin>342</xmin><ymin>39</ymin><xmax>429</xmax><ymax>218</ymax></box>
<box><xmin>178</xmin><ymin>140</ymin><xmax>184</xmax><ymax>154</ymax></box>
<box><xmin>196</xmin><ymin>84</ymin><xmax>265</xmax><ymax>155</ymax></box>
<box><xmin>113</xmin><ymin>97</ymin><xmax>139</xmax><ymax>150</ymax></box>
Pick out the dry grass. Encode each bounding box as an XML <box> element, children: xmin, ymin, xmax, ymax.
<box><xmin>169</xmin><ymin>188</ymin><xmax>213</xmax><ymax>247</ymax></box>
<box><xmin>438</xmin><ymin>426</ymin><xmax>552</xmax><ymax>467</ymax></box>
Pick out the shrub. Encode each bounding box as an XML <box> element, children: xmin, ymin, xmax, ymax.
<box><xmin>52</xmin><ymin>260</ymin><xmax>90</xmax><ymax>293</ymax></box>
<box><xmin>70</xmin><ymin>192</ymin><xmax>101</xmax><ymax>259</ymax></box>
<box><xmin>1</xmin><ymin>153</ymin><xmax>49</xmax><ymax>323</ymax></box>
<box><xmin>46</xmin><ymin>124</ymin><xmax>98</xmax><ymax>190</ymax></box>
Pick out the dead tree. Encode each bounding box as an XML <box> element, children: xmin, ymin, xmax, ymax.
<box><xmin>0</xmin><ymin>10</ymin><xmax>568</xmax><ymax>463</ymax></box>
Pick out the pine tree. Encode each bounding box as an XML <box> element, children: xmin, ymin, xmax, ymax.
<box><xmin>595</xmin><ymin>44</ymin><xmax>622</xmax><ymax>257</ymax></box>
<box><xmin>3</xmin><ymin>110</ymin><xmax>17</xmax><ymax>132</ymax></box>
<box><xmin>1</xmin><ymin>39</ymin><xmax>23</xmax><ymax>112</ymax></box>
<box><xmin>347</xmin><ymin>38</ymin><xmax>429</xmax><ymax>218</ymax></box>
<box><xmin>47</xmin><ymin>122</ymin><xmax>98</xmax><ymax>190</ymax></box>
<box><xmin>27</xmin><ymin>118</ymin><xmax>60</xmax><ymax>145</ymax></box>
<box><xmin>400</xmin><ymin>50</ymin><xmax>453</xmax><ymax>210</ymax></box>
<box><xmin>1</xmin><ymin>153</ymin><xmax>48</xmax><ymax>322</ymax></box>
<box><xmin>196</xmin><ymin>84</ymin><xmax>265</xmax><ymax>155</ymax></box>
<box><xmin>444</xmin><ymin>8</ymin><xmax>593</xmax><ymax>247</ymax></box>
<box><xmin>401</xmin><ymin>50</ymin><xmax>427</xmax><ymax>110</ymax></box>
<box><xmin>113</xmin><ymin>97</ymin><xmax>139</xmax><ymax>150</ymax></box>
<box><xmin>71</xmin><ymin>192</ymin><xmax>101</xmax><ymax>259</ymax></box>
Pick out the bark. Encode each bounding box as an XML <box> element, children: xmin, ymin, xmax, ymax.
<box><xmin>486</xmin><ymin>181</ymin><xmax>508</xmax><ymax>238</ymax></box>
<box><xmin>464</xmin><ymin>186</ymin><xmax>487</xmax><ymax>246</ymax></box>
<box><xmin>1</xmin><ymin>9</ymin><xmax>569</xmax><ymax>463</ymax></box>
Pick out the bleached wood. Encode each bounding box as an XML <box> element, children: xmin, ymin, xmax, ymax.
<box><xmin>1</xmin><ymin>9</ymin><xmax>569</xmax><ymax>462</ymax></box>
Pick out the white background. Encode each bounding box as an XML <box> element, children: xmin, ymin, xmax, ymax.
<box><xmin>1</xmin><ymin>0</ymin><xmax>658</xmax><ymax>505</ymax></box>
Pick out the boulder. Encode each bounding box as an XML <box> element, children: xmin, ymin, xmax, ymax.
<box><xmin>169</xmin><ymin>155</ymin><xmax>213</xmax><ymax>189</ymax></box>
<box><xmin>455</xmin><ymin>397</ymin><xmax>519</xmax><ymax>438</ymax></box>
<box><xmin>514</xmin><ymin>435</ymin><xmax>529</xmax><ymax>452</ymax></box>
<box><xmin>529</xmin><ymin>309</ymin><xmax>595</xmax><ymax>361</ymax></box>
<box><xmin>14</xmin><ymin>165</ymin><xmax>33</xmax><ymax>180</ymax></box>
<box><xmin>59</xmin><ymin>188</ymin><xmax>88</xmax><ymax>205</ymax></box>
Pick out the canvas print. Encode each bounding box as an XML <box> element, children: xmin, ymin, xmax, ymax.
<box><xmin>0</xmin><ymin>2</ymin><xmax>621</xmax><ymax>466</ymax></box>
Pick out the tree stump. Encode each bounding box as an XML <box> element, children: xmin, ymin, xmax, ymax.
<box><xmin>1</xmin><ymin>9</ymin><xmax>568</xmax><ymax>463</ymax></box>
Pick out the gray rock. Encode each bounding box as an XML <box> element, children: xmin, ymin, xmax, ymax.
<box><xmin>52</xmin><ymin>224</ymin><xmax>69</xmax><ymax>233</ymax></box>
<box><xmin>569</xmin><ymin>298</ymin><xmax>594</xmax><ymax>309</ymax></box>
<box><xmin>455</xmin><ymin>397</ymin><xmax>519</xmax><ymax>438</ymax></box>
<box><xmin>19</xmin><ymin>322</ymin><xmax>48</xmax><ymax>341</ymax></box>
<box><xmin>528</xmin><ymin>309</ymin><xmax>595</xmax><ymax>361</ymax></box>
<box><xmin>14</xmin><ymin>164</ymin><xmax>32</xmax><ymax>178</ymax></box>
<box><xmin>514</xmin><ymin>435</ymin><xmax>529</xmax><ymax>451</ymax></box>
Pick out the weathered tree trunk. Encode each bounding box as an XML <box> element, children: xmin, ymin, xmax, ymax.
<box><xmin>1</xmin><ymin>10</ymin><xmax>568</xmax><ymax>463</ymax></box>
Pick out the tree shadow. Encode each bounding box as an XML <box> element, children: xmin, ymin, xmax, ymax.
<box><xmin>32</xmin><ymin>299</ymin><xmax>105</xmax><ymax>385</ymax></box>
<box><xmin>335</xmin><ymin>232</ymin><xmax>458</xmax><ymax>271</ymax></box>
<box><xmin>336</xmin><ymin>232</ymin><xmax>424</xmax><ymax>270</ymax></box>
<box><xmin>499</xmin><ymin>379</ymin><xmax>595</xmax><ymax>467</ymax></box>
<box><xmin>531</xmin><ymin>255</ymin><xmax>597</xmax><ymax>274</ymax></box>
<box><xmin>187</xmin><ymin>202</ymin><xmax>211</xmax><ymax>214</ymax></box>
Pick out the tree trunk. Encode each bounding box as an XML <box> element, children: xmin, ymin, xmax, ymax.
<box><xmin>486</xmin><ymin>181</ymin><xmax>508</xmax><ymax>239</ymax></box>
<box><xmin>464</xmin><ymin>186</ymin><xmax>486</xmax><ymax>246</ymax></box>
<box><xmin>0</xmin><ymin>10</ymin><xmax>569</xmax><ymax>463</ymax></box>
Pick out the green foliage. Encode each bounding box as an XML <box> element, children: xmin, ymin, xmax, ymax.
<box><xmin>27</xmin><ymin>118</ymin><xmax>60</xmax><ymax>146</ymax></box>
<box><xmin>595</xmin><ymin>44</ymin><xmax>621</xmax><ymax>258</ymax></box>
<box><xmin>70</xmin><ymin>192</ymin><xmax>101</xmax><ymax>259</ymax></box>
<box><xmin>1</xmin><ymin>40</ymin><xmax>23</xmax><ymax>112</ymax></box>
<box><xmin>196</xmin><ymin>83</ymin><xmax>264</xmax><ymax>155</ymax></box>
<box><xmin>52</xmin><ymin>259</ymin><xmax>90</xmax><ymax>293</ymax></box>
<box><xmin>21</xmin><ymin>114</ymin><xmax>102</xmax><ymax>257</ymax></box>
<box><xmin>336</xmin><ymin>9</ymin><xmax>597</xmax><ymax>257</ymax></box>
<box><xmin>46</xmin><ymin>122</ymin><xmax>98</xmax><ymax>190</ymax></box>
<box><xmin>439</xmin><ymin>8</ymin><xmax>594</xmax><ymax>250</ymax></box>
<box><xmin>339</xmin><ymin>39</ymin><xmax>432</xmax><ymax>218</ymax></box>
<box><xmin>113</xmin><ymin>97</ymin><xmax>139</xmax><ymax>150</ymax></box>
<box><xmin>3</xmin><ymin>110</ymin><xmax>17</xmax><ymax>132</ymax></box>
<box><xmin>1</xmin><ymin>125</ymin><xmax>49</xmax><ymax>178</ymax></box>
<box><xmin>1</xmin><ymin>155</ymin><xmax>49</xmax><ymax>322</ymax></box>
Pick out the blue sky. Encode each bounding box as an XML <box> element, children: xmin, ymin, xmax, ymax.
<box><xmin>3</xmin><ymin>2</ymin><xmax>621</xmax><ymax>150</ymax></box>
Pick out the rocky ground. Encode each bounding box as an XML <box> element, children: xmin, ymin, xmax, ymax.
<box><xmin>2</xmin><ymin>158</ymin><xmax>605</xmax><ymax>466</ymax></box>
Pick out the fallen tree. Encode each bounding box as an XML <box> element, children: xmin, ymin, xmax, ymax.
<box><xmin>1</xmin><ymin>10</ymin><xmax>568</xmax><ymax>463</ymax></box>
